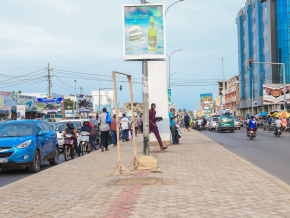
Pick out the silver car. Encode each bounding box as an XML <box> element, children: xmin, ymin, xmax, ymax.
<box><xmin>208</xmin><ymin>117</ymin><xmax>220</xmax><ymax>131</ymax></box>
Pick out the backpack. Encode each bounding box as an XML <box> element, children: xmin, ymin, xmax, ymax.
<box><xmin>106</xmin><ymin>112</ymin><xmax>111</xmax><ymax>124</ymax></box>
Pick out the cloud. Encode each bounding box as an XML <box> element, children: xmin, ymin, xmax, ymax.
<box><xmin>36</xmin><ymin>0</ymin><xmax>78</xmax><ymax>16</ymax></box>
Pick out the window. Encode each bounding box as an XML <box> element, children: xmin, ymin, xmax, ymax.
<box><xmin>37</xmin><ymin>122</ymin><xmax>44</xmax><ymax>134</ymax></box>
<box><xmin>40</xmin><ymin>121</ymin><xmax>50</xmax><ymax>131</ymax></box>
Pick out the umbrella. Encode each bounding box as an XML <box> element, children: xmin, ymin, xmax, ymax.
<box><xmin>259</xmin><ymin>112</ymin><xmax>269</xmax><ymax>117</ymax></box>
<box><xmin>276</xmin><ymin>111</ymin><xmax>290</xmax><ymax>118</ymax></box>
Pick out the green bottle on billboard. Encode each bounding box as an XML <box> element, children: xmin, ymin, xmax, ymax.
<box><xmin>148</xmin><ymin>16</ymin><xmax>157</xmax><ymax>52</ymax></box>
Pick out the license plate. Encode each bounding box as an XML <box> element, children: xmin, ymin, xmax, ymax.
<box><xmin>0</xmin><ymin>159</ymin><xmax>8</xmax><ymax>163</ymax></box>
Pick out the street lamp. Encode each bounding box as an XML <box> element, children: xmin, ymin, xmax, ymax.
<box><xmin>167</xmin><ymin>48</ymin><xmax>183</xmax><ymax>88</ymax></box>
<box><xmin>165</xmin><ymin>0</ymin><xmax>184</xmax><ymax>15</ymax></box>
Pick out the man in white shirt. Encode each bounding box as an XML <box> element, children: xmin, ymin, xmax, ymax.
<box><xmin>120</xmin><ymin>114</ymin><xmax>130</xmax><ymax>142</ymax></box>
<box><xmin>98</xmin><ymin>108</ymin><xmax>111</xmax><ymax>152</ymax></box>
<box><xmin>275</xmin><ymin>118</ymin><xmax>282</xmax><ymax>134</ymax></box>
<box><xmin>197</xmin><ymin>118</ymin><xmax>203</xmax><ymax>126</ymax></box>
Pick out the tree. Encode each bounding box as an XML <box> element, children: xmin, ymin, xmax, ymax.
<box><xmin>64</xmin><ymin>98</ymin><xmax>75</xmax><ymax>110</ymax></box>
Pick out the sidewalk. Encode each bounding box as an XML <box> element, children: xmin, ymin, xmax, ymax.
<box><xmin>1</xmin><ymin>130</ymin><xmax>290</xmax><ymax>217</ymax></box>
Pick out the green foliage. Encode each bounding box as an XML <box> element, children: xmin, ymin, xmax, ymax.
<box><xmin>64</xmin><ymin>98</ymin><xmax>75</xmax><ymax>110</ymax></box>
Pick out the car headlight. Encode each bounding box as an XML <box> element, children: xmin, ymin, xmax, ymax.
<box><xmin>17</xmin><ymin>140</ymin><xmax>32</xmax><ymax>149</ymax></box>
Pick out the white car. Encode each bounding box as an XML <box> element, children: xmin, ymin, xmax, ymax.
<box><xmin>234</xmin><ymin>119</ymin><xmax>241</xmax><ymax>130</ymax></box>
<box><xmin>208</xmin><ymin>117</ymin><xmax>220</xmax><ymax>131</ymax></box>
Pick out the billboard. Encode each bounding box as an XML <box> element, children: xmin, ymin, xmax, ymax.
<box><xmin>95</xmin><ymin>105</ymin><xmax>112</xmax><ymax>113</ymax></box>
<box><xmin>17</xmin><ymin>105</ymin><xmax>26</xmax><ymax>120</ymax></box>
<box><xmin>263</xmin><ymin>84</ymin><xmax>290</xmax><ymax>104</ymax></box>
<box><xmin>76</xmin><ymin>95</ymin><xmax>93</xmax><ymax>113</ymax></box>
<box><xmin>17</xmin><ymin>95</ymin><xmax>37</xmax><ymax>112</ymax></box>
<box><xmin>168</xmin><ymin>89</ymin><xmax>172</xmax><ymax>104</ymax></box>
<box><xmin>0</xmin><ymin>91</ymin><xmax>17</xmax><ymax>112</ymax></box>
<box><xmin>123</xmin><ymin>4</ymin><xmax>166</xmax><ymax>60</ymax></box>
<box><xmin>37</xmin><ymin>98</ymin><xmax>63</xmax><ymax>112</ymax></box>
<box><xmin>200</xmin><ymin>93</ymin><xmax>213</xmax><ymax>104</ymax></box>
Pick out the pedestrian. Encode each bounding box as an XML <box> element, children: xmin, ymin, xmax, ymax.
<box><xmin>111</xmin><ymin>114</ymin><xmax>117</xmax><ymax>147</ymax></box>
<box><xmin>184</xmin><ymin>113</ymin><xmax>190</xmax><ymax>131</ymax></box>
<box><xmin>169</xmin><ymin>108</ymin><xmax>178</xmax><ymax>144</ymax></box>
<box><xmin>97</xmin><ymin>107</ymin><xmax>110</xmax><ymax>152</ymax></box>
<box><xmin>120</xmin><ymin>114</ymin><xmax>130</xmax><ymax>142</ymax></box>
<box><xmin>282</xmin><ymin>116</ymin><xmax>287</xmax><ymax>133</ymax></box>
<box><xmin>139</xmin><ymin>115</ymin><xmax>143</xmax><ymax>133</ymax></box>
<box><xmin>149</xmin><ymin>103</ymin><xmax>168</xmax><ymax>150</ymax></box>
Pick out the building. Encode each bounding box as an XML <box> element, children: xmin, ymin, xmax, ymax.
<box><xmin>236</xmin><ymin>0</ymin><xmax>290</xmax><ymax>116</ymax></box>
<box><xmin>91</xmin><ymin>91</ymin><xmax>114</xmax><ymax>113</ymax></box>
<box><xmin>217</xmin><ymin>81</ymin><xmax>229</xmax><ymax>96</ymax></box>
<box><xmin>225</xmin><ymin>76</ymin><xmax>240</xmax><ymax>116</ymax></box>
<box><xmin>123</xmin><ymin>102</ymin><xmax>143</xmax><ymax>113</ymax></box>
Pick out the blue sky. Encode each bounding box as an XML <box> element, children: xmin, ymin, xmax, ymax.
<box><xmin>0</xmin><ymin>0</ymin><xmax>245</xmax><ymax>110</ymax></box>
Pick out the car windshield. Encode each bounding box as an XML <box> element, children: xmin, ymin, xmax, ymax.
<box><xmin>0</xmin><ymin>123</ymin><xmax>35</xmax><ymax>137</ymax></box>
<box><xmin>55</xmin><ymin>121</ymin><xmax>81</xmax><ymax>131</ymax></box>
<box><xmin>221</xmin><ymin>117</ymin><xmax>233</xmax><ymax>123</ymax></box>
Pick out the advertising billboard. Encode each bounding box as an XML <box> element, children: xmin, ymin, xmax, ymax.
<box><xmin>37</xmin><ymin>98</ymin><xmax>63</xmax><ymax>112</ymax></box>
<box><xmin>17</xmin><ymin>105</ymin><xmax>26</xmax><ymax>120</ymax></box>
<box><xmin>0</xmin><ymin>91</ymin><xmax>16</xmax><ymax>113</ymax></box>
<box><xmin>263</xmin><ymin>84</ymin><xmax>290</xmax><ymax>104</ymax></box>
<box><xmin>200</xmin><ymin>93</ymin><xmax>213</xmax><ymax>104</ymax></box>
<box><xmin>123</xmin><ymin>4</ymin><xmax>166</xmax><ymax>60</ymax></box>
<box><xmin>17</xmin><ymin>95</ymin><xmax>37</xmax><ymax>112</ymax></box>
<box><xmin>168</xmin><ymin>89</ymin><xmax>172</xmax><ymax>104</ymax></box>
<box><xmin>76</xmin><ymin>95</ymin><xmax>93</xmax><ymax>113</ymax></box>
<box><xmin>95</xmin><ymin>105</ymin><xmax>112</xmax><ymax>113</ymax></box>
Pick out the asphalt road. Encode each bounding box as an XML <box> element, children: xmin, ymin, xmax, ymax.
<box><xmin>201</xmin><ymin>127</ymin><xmax>290</xmax><ymax>185</ymax></box>
<box><xmin>0</xmin><ymin>144</ymin><xmax>101</xmax><ymax>188</ymax></box>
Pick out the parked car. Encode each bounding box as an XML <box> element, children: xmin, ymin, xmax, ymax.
<box><xmin>217</xmin><ymin>116</ymin><xmax>235</xmax><ymax>133</ymax></box>
<box><xmin>208</xmin><ymin>116</ymin><xmax>220</xmax><ymax>131</ymax></box>
<box><xmin>48</xmin><ymin>122</ymin><xmax>58</xmax><ymax>130</ymax></box>
<box><xmin>0</xmin><ymin>120</ymin><xmax>59</xmax><ymax>173</ymax></box>
<box><xmin>234</xmin><ymin>119</ymin><xmax>241</xmax><ymax>130</ymax></box>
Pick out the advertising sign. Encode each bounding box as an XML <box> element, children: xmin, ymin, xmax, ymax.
<box><xmin>95</xmin><ymin>105</ymin><xmax>112</xmax><ymax>113</ymax></box>
<box><xmin>65</xmin><ymin>110</ymin><xmax>74</xmax><ymax>118</ymax></box>
<box><xmin>123</xmin><ymin>4</ymin><xmax>166</xmax><ymax>60</ymax></box>
<box><xmin>17</xmin><ymin>105</ymin><xmax>26</xmax><ymax>120</ymax></box>
<box><xmin>200</xmin><ymin>93</ymin><xmax>213</xmax><ymax>104</ymax></box>
<box><xmin>263</xmin><ymin>84</ymin><xmax>290</xmax><ymax>104</ymax></box>
<box><xmin>37</xmin><ymin>98</ymin><xmax>63</xmax><ymax>112</ymax></box>
<box><xmin>168</xmin><ymin>89</ymin><xmax>172</xmax><ymax>104</ymax></box>
<box><xmin>0</xmin><ymin>91</ymin><xmax>16</xmax><ymax>113</ymax></box>
<box><xmin>76</xmin><ymin>95</ymin><xmax>93</xmax><ymax>113</ymax></box>
<box><xmin>17</xmin><ymin>95</ymin><xmax>37</xmax><ymax>112</ymax></box>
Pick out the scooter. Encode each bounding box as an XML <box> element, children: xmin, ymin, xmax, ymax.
<box><xmin>274</xmin><ymin>126</ymin><xmax>282</xmax><ymax>137</ymax></box>
<box><xmin>198</xmin><ymin>125</ymin><xmax>202</xmax><ymax>131</ymax></box>
<box><xmin>63</xmin><ymin>134</ymin><xmax>76</xmax><ymax>161</ymax></box>
<box><xmin>79</xmin><ymin>131</ymin><xmax>92</xmax><ymax>154</ymax></box>
<box><xmin>247</xmin><ymin>128</ymin><xmax>256</xmax><ymax>140</ymax></box>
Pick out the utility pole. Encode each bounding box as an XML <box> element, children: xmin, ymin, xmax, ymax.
<box><xmin>73</xmin><ymin>80</ymin><xmax>76</xmax><ymax>119</ymax></box>
<box><xmin>80</xmin><ymin>87</ymin><xmax>82</xmax><ymax>95</ymax></box>
<box><xmin>48</xmin><ymin>63</ymin><xmax>51</xmax><ymax>97</ymax></box>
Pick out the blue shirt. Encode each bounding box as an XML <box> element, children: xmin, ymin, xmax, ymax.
<box><xmin>169</xmin><ymin>111</ymin><xmax>175</xmax><ymax>126</ymax></box>
<box><xmin>184</xmin><ymin>116</ymin><xmax>190</xmax><ymax>123</ymax></box>
<box><xmin>248</xmin><ymin>119</ymin><xmax>257</xmax><ymax>129</ymax></box>
<box><xmin>80</xmin><ymin>126</ymin><xmax>93</xmax><ymax>132</ymax></box>
<box><xmin>267</xmin><ymin>118</ymin><xmax>272</xmax><ymax>123</ymax></box>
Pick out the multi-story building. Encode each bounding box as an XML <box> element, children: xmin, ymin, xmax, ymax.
<box><xmin>236</xmin><ymin>0</ymin><xmax>290</xmax><ymax>116</ymax></box>
<box><xmin>225</xmin><ymin>76</ymin><xmax>240</xmax><ymax>116</ymax></box>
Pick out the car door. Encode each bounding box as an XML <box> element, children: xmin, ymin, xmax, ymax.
<box><xmin>40</xmin><ymin>121</ymin><xmax>55</xmax><ymax>155</ymax></box>
<box><xmin>36</xmin><ymin>121</ymin><xmax>46</xmax><ymax>159</ymax></box>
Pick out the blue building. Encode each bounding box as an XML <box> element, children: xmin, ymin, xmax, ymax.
<box><xmin>236</xmin><ymin>0</ymin><xmax>290</xmax><ymax>116</ymax></box>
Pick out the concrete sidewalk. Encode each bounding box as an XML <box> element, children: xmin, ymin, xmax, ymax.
<box><xmin>1</xmin><ymin>130</ymin><xmax>290</xmax><ymax>217</ymax></box>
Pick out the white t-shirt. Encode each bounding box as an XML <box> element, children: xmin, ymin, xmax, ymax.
<box><xmin>275</xmin><ymin>119</ymin><xmax>282</xmax><ymax>128</ymax></box>
<box><xmin>120</xmin><ymin>117</ymin><xmax>129</xmax><ymax>130</ymax></box>
<box><xmin>197</xmin><ymin>120</ymin><xmax>203</xmax><ymax>126</ymax></box>
<box><xmin>98</xmin><ymin>112</ymin><xmax>110</xmax><ymax>131</ymax></box>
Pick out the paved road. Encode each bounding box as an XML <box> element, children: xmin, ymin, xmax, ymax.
<box><xmin>201</xmin><ymin>127</ymin><xmax>290</xmax><ymax>185</ymax></box>
<box><xmin>0</xmin><ymin>144</ymin><xmax>101</xmax><ymax>188</ymax></box>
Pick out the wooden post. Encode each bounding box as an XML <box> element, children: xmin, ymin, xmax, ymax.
<box><xmin>127</xmin><ymin>76</ymin><xmax>138</xmax><ymax>168</ymax></box>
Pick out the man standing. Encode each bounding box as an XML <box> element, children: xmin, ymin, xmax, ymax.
<box><xmin>184</xmin><ymin>113</ymin><xmax>190</xmax><ymax>131</ymax></box>
<box><xmin>120</xmin><ymin>114</ymin><xmax>130</xmax><ymax>142</ymax></box>
<box><xmin>169</xmin><ymin>108</ymin><xmax>178</xmax><ymax>144</ymax></box>
<box><xmin>98</xmin><ymin>108</ymin><xmax>110</xmax><ymax>152</ymax></box>
<box><xmin>150</xmin><ymin>103</ymin><xmax>168</xmax><ymax>150</ymax></box>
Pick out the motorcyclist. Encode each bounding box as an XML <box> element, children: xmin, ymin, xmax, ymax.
<box><xmin>274</xmin><ymin>117</ymin><xmax>282</xmax><ymax>134</ymax></box>
<box><xmin>79</xmin><ymin>119</ymin><xmax>97</xmax><ymax>154</ymax></box>
<box><xmin>63</xmin><ymin>122</ymin><xmax>78</xmax><ymax>157</ymax></box>
<box><xmin>267</xmin><ymin>116</ymin><xmax>272</xmax><ymax>132</ymax></box>
<box><xmin>247</xmin><ymin>115</ymin><xmax>257</xmax><ymax>136</ymax></box>
<box><xmin>202</xmin><ymin>118</ymin><xmax>207</xmax><ymax>129</ymax></box>
<box><xmin>197</xmin><ymin>118</ymin><xmax>203</xmax><ymax>130</ymax></box>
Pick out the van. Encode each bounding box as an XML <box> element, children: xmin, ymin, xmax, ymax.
<box><xmin>217</xmin><ymin>116</ymin><xmax>235</xmax><ymax>133</ymax></box>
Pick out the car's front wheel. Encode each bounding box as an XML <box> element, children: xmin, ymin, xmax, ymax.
<box><xmin>28</xmin><ymin>151</ymin><xmax>41</xmax><ymax>173</ymax></box>
<box><xmin>49</xmin><ymin>146</ymin><xmax>59</xmax><ymax>165</ymax></box>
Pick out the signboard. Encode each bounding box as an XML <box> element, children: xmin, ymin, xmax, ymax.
<box><xmin>17</xmin><ymin>105</ymin><xmax>26</xmax><ymax>120</ymax></box>
<box><xmin>123</xmin><ymin>4</ymin><xmax>166</xmax><ymax>60</ymax></box>
<box><xmin>263</xmin><ymin>84</ymin><xmax>290</xmax><ymax>104</ymax></box>
<box><xmin>253</xmin><ymin>101</ymin><xmax>258</xmax><ymax>107</ymax></box>
<box><xmin>65</xmin><ymin>110</ymin><xmax>74</xmax><ymax>118</ymax></box>
<box><xmin>37</xmin><ymin>98</ymin><xmax>63</xmax><ymax>112</ymax></box>
<box><xmin>76</xmin><ymin>95</ymin><xmax>93</xmax><ymax>113</ymax></box>
<box><xmin>0</xmin><ymin>91</ymin><xmax>16</xmax><ymax>113</ymax></box>
<box><xmin>200</xmin><ymin>93</ymin><xmax>213</xmax><ymax>104</ymax></box>
<box><xmin>111</xmin><ymin>108</ymin><xmax>124</xmax><ymax>117</ymax></box>
<box><xmin>17</xmin><ymin>95</ymin><xmax>37</xmax><ymax>112</ymax></box>
<box><xmin>168</xmin><ymin>89</ymin><xmax>172</xmax><ymax>104</ymax></box>
<box><xmin>95</xmin><ymin>105</ymin><xmax>112</xmax><ymax>113</ymax></box>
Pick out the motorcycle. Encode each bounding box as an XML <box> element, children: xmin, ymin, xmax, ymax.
<box><xmin>198</xmin><ymin>125</ymin><xmax>202</xmax><ymax>131</ymax></box>
<box><xmin>247</xmin><ymin>128</ymin><xmax>256</xmax><ymax>140</ymax></box>
<box><xmin>79</xmin><ymin>131</ymin><xmax>92</xmax><ymax>155</ymax></box>
<box><xmin>63</xmin><ymin>134</ymin><xmax>76</xmax><ymax>161</ymax></box>
<box><xmin>274</xmin><ymin>126</ymin><xmax>282</xmax><ymax>137</ymax></box>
